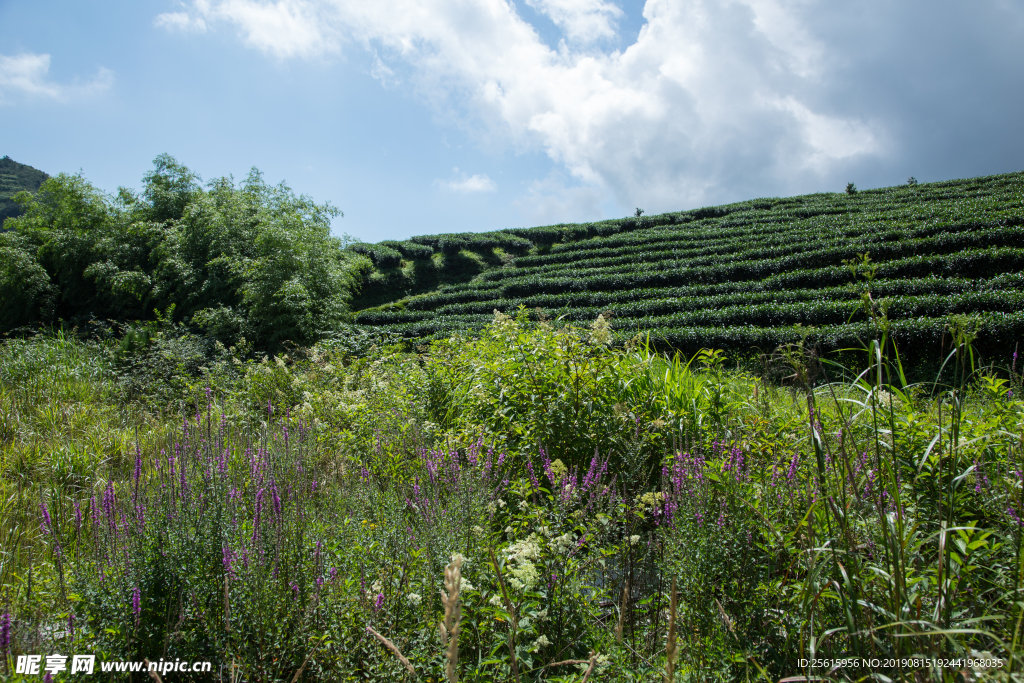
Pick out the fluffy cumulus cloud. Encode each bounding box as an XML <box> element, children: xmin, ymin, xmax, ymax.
<box><xmin>0</xmin><ymin>53</ymin><xmax>113</xmax><ymax>104</ymax></box>
<box><xmin>157</xmin><ymin>0</ymin><xmax>1024</xmax><ymax>216</ymax></box>
<box><xmin>436</xmin><ymin>168</ymin><xmax>497</xmax><ymax>192</ymax></box>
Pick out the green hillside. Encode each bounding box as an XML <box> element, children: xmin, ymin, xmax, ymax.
<box><xmin>0</xmin><ymin>156</ymin><xmax>49</xmax><ymax>228</ymax></box>
<box><xmin>353</xmin><ymin>172</ymin><xmax>1024</xmax><ymax>362</ymax></box>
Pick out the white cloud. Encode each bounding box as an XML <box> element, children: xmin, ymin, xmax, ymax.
<box><xmin>524</xmin><ymin>0</ymin><xmax>623</xmax><ymax>43</ymax></box>
<box><xmin>0</xmin><ymin>53</ymin><xmax>113</xmax><ymax>104</ymax></box>
<box><xmin>154</xmin><ymin>11</ymin><xmax>209</xmax><ymax>32</ymax></box>
<box><xmin>436</xmin><ymin>168</ymin><xmax>497</xmax><ymax>193</ymax></box>
<box><xmin>168</xmin><ymin>0</ymin><xmax>337</xmax><ymax>58</ymax></box>
<box><xmin>370</xmin><ymin>51</ymin><xmax>397</xmax><ymax>87</ymax></box>
<box><xmin>165</xmin><ymin>0</ymin><xmax>1005</xmax><ymax>211</ymax></box>
<box><xmin>514</xmin><ymin>171</ymin><xmax>605</xmax><ymax>225</ymax></box>
<box><xmin>774</xmin><ymin>97</ymin><xmax>877</xmax><ymax>171</ymax></box>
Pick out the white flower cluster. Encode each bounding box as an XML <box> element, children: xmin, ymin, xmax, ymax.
<box><xmin>503</xmin><ymin>535</ymin><xmax>542</xmax><ymax>590</ymax></box>
<box><xmin>530</xmin><ymin>634</ymin><xmax>551</xmax><ymax>652</ymax></box>
<box><xmin>551</xmin><ymin>532</ymin><xmax>575</xmax><ymax>554</ymax></box>
<box><xmin>505</xmin><ymin>536</ymin><xmax>541</xmax><ymax>562</ymax></box>
<box><xmin>407</xmin><ymin>593</ymin><xmax>422</xmax><ymax>605</ymax></box>
<box><xmin>509</xmin><ymin>561</ymin><xmax>539</xmax><ymax>591</ymax></box>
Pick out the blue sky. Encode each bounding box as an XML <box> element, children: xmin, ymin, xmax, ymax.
<box><xmin>1</xmin><ymin>0</ymin><xmax>1022</xmax><ymax>243</ymax></box>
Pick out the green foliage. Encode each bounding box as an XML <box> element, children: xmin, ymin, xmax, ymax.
<box><xmin>0</xmin><ymin>156</ymin><xmax>49</xmax><ymax>228</ymax></box>
<box><xmin>0</xmin><ymin>231</ymin><xmax>56</xmax><ymax>329</ymax></box>
<box><xmin>426</xmin><ymin>310</ymin><xmax>666</xmax><ymax>472</ymax></box>
<box><xmin>1</xmin><ymin>155</ymin><xmax>370</xmax><ymax>351</ymax></box>
<box><xmin>2</xmin><ymin>314</ymin><xmax>1024</xmax><ymax>680</ymax></box>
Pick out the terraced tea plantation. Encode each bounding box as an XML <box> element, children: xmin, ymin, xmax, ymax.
<box><xmin>353</xmin><ymin>172</ymin><xmax>1024</xmax><ymax>361</ymax></box>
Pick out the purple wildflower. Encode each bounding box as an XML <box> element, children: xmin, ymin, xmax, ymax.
<box><xmin>39</xmin><ymin>500</ymin><xmax>52</xmax><ymax>534</ymax></box>
<box><xmin>132</xmin><ymin>586</ymin><xmax>141</xmax><ymax>624</ymax></box>
<box><xmin>252</xmin><ymin>488</ymin><xmax>264</xmax><ymax>544</ymax></box>
<box><xmin>787</xmin><ymin>452</ymin><xmax>799</xmax><ymax>482</ymax></box>
<box><xmin>222</xmin><ymin>546</ymin><xmax>235</xmax><ymax>577</ymax></box>
<box><xmin>271</xmin><ymin>482</ymin><xmax>282</xmax><ymax>516</ymax></box>
<box><xmin>0</xmin><ymin>610</ymin><xmax>10</xmax><ymax>653</ymax></box>
<box><xmin>541</xmin><ymin>447</ymin><xmax>555</xmax><ymax>485</ymax></box>
<box><xmin>374</xmin><ymin>592</ymin><xmax>384</xmax><ymax>611</ymax></box>
<box><xmin>526</xmin><ymin>460</ymin><xmax>540</xmax><ymax>490</ymax></box>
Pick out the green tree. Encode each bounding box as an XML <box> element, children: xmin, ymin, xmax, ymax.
<box><xmin>2</xmin><ymin>156</ymin><xmax>370</xmax><ymax>349</ymax></box>
<box><xmin>0</xmin><ymin>231</ymin><xmax>55</xmax><ymax>329</ymax></box>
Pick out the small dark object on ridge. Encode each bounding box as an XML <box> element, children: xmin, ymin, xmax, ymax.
<box><xmin>845</xmin><ymin>182</ymin><xmax>858</xmax><ymax>195</ymax></box>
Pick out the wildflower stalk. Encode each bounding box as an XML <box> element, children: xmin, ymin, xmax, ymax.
<box><xmin>664</xmin><ymin>576</ymin><xmax>677</xmax><ymax>683</ymax></box>
<box><xmin>440</xmin><ymin>555</ymin><xmax>462</xmax><ymax>683</ymax></box>
<box><xmin>615</xmin><ymin>579</ymin><xmax>629</xmax><ymax>644</ymax></box>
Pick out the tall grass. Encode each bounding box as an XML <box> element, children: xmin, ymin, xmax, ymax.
<box><xmin>0</xmin><ymin>314</ymin><xmax>1021</xmax><ymax>681</ymax></box>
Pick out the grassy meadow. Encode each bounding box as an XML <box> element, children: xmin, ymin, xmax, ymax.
<box><xmin>1</xmin><ymin>306</ymin><xmax>1022</xmax><ymax>681</ymax></box>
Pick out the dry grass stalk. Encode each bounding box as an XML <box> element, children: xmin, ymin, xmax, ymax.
<box><xmin>289</xmin><ymin>635</ymin><xmax>326</xmax><ymax>683</ymax></box>
<box><xmin>440</xmin><ymin>554</ymin><xmax>463</xmax><ymax>683</ymax></box>
<box><xmin>544</xmin><ymin>658</ymin><xmax>592</xmax><ymax>668</ymax></box>
<box><xmin>367</xmin><ymin>625</ymin><xmax>417</xmax><ymax>677</ymax></box>
<box><xmin>581</xmin><ymin>652</ymin><xmax>598</xmax><ymax>682</ymax></box>
<box><xmin>615</xmin><ymin>580</ymin><xmax>629</xmax><ymax>644</ymax></box>
<box><xmin>664</xmin><ymin>576</ymin><xmax>678</xmax><ymax>683</ymax></box>
<box><xmin>144</xmin><ymin>659</ymin><xmax>163</xmax><ymax>683</ymax></box>
<box><xmin>714</xmin><ymin>598</ymin><xmax>735</xmax><ymax>637</ymax></box>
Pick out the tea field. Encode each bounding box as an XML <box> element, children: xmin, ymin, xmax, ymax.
<box><xmin>353</xmin><ymin>173</ymin><xmax>1024</xmax><ymax>366</ymax></box>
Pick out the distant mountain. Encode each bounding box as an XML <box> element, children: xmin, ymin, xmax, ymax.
<box><xmin>0</xmin><ymin>156</ymin><xmax>49</xmax><ymax>229</ymax></box>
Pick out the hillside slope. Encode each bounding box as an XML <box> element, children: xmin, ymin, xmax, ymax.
<box><xmin>352</xmin><ymin>172</ymin><xmax>1024</xmax><ymax>361</ymax></box>
<box><xmin>0</xmin><ymin>156</ymin><xmax>49</xmax><ymax>228</ymax></box>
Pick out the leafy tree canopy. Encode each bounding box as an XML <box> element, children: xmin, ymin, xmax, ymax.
<box><xmin>1</xmin><ymin>154</ymin><xmax>370</xmax><ymax>350</ymax></box>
